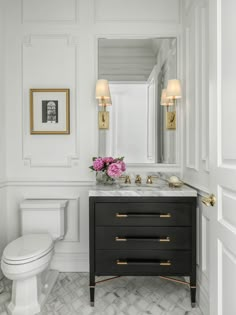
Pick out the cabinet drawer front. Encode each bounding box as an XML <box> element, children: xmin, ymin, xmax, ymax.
<box><xmin>96</xmin><ymin>250</ymin><xmax>191</xmax><ymax>275</ymax></box>
<box><xmin>95</xmin><ymin>202</ymin><xmax>192</xmax><ymax>226</ymax></box>
<box><xmin>96</xmin><ymin>227</ymin><xmax>192</xmax><ymax>250</ymax></box>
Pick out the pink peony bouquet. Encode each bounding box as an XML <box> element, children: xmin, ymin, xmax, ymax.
<box><xmin>89</xmin><ymin>156</ymin><xmax>126</xmax><ymax>182</ymax></box>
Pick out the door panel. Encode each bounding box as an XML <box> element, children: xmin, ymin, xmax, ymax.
<box><xmin>209</xmin><ymin>0</ymin><xmax>236</xmax><ymax>314</ymax></box>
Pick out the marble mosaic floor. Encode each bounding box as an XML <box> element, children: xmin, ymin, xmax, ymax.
<box><xmin>0</xmin><ymin>273</ymin><xmax>203</xmax><ymax>315</ymax></box>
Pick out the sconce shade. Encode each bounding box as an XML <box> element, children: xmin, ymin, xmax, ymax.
<box><xmin>160</xmin><ymin>89</ymin><xmax>174</xmax><ymax>106</ymax></box>
<box><xmin>96</xmin><ymin>79</ymin><xmax>111</xmax><ymax>100</ymax></box>
<box><xmin>166</xmin><ymin>79</ymin><xmax>182</xmax><ymax>99</ymax></box>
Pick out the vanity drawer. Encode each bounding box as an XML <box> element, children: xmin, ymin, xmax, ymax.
<box><xmin>96</xmin><ymin>250</ymin><xmax>191</xmax><ymax>276</ymax></box>
<box><xmin>96</xmin><ymin>227</ymin><xmax>192</xmax><ymax>250</ymax></box>
<box><xmin>95</xmin><ymin>202</ymin><xmax>192</xmax><ymax>226</ymax></box>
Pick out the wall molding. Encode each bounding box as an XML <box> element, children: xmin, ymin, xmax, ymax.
<box><xmin>93</xmin><ymin>0</ymin><xmax>181</xmax><ymax>24</ymax></box>
<box><xmin>198</xmin><ymin>280</ymin><xmax>209</xmax><ymax>315</ymax></box>
<box><xmin>5</xmin><ymin>179</ymin><xmax>94</xmax><ymax>187</ymax></box>
<box><xmin>0</xmin><ymin>180</ymin><xmax>7</xmax><ymax>189</ymax></box>
<box><xmin>21</xmin><ymin>0</ymin><xmax>79</xmax><ymax>24</ymax></box>
<box><xmin>185</xmin><ymin>9</ymin><xmax>200</xmax><ymax>172</ymax></box>
<box><xmin>21</xmin><ymin>34</ymin><xmax>79</xmax><ymax>168</ymax></box>
<box><xmin>51</xmin><ymin>252</ymin><xmax>89</xmax><ymax>272</ymax></box>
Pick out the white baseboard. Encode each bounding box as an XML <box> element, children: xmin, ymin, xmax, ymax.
<box><xmin>198</xmin><ymin>281</ymin><xmax>209</xmax><ymax>315</ymax></box>
<box><xmin>51</xmin><ymin>252</ymin><xmax>89</xmax><ymax>272</ymax></box>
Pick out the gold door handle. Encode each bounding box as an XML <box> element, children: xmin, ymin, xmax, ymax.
<box><xmin>202</xmin><ymin>194</ymin><xmax>216</xmax><ymax>207</ymax></box>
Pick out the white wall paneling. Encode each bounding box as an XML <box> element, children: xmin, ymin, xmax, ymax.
<box><xmin>22</xmin><ymin>0</ymin><xmax>78</xmax><ymax>24</ymax></box>
<box><xmin>94</xmin><ymin>0</ymin><xmax>180</xmax><ymax>23</ymax></box>
<box><xmin>183</xmin><ymin>0</ymin><xmax>210</xmax><ymax>189</ymax></box>
<box><xmin>182</xmin><ymin>0</ymin><xmax>210</xmax><ymax>313</ymax></box>
<box><xmin>22</xmin><ymin>34</ymin><xmax>79</xmax><ymax>167</ymax></box>
<box><xmin>220</xmin><ymin>0</ymin><xmax>236</xmax><ymax>168</ymax></box>
<box><xmin>218</xmin><ymin>240</ymin><xmax>236</xmax><ymax>315</ymax></box>
<box><xmin>3</xmin><ymin>0</ymin><xmax>181</xmax><ymax>272</ymax></box>
<box><xmin>0</xmin><ymin>0</ymin><xmax>7</xmax><ymax>278</ymax></box>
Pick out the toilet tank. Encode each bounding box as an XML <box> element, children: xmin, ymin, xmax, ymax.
<box><xmin>20</xmin><ymin>199</ymin><xmax>68</xmax><ymax>240</ymax></box>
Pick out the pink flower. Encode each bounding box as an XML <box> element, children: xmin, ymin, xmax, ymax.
<box><xmin>102</xmin><ymin>157</ymin><xmax>114</xmax><ymax>164</ymax></box>
<box><xmin>93</xmin><ymin>158</ymin><xmax>104</xmax><ymax>171</ymax></box>
<box><xmin>118</xmin><ymin>161</ymin><xmax>126</xmax><ymax>172</ymax></box>
<box><xmin>107</xmin><ymin>162</ymin><xmax>123</xmax><ymax>178</ymax></box>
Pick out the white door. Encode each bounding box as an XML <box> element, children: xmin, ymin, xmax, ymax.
<box><xmin>208</xmin><ymin>0</ymin><xmax>236</xmax><ymax>314</ymax></box>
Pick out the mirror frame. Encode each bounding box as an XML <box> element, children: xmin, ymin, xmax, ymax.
<box><xmin>95</xmin><ymin>34</ymin><xmax>182</xmax><ymax>171</ymax></box>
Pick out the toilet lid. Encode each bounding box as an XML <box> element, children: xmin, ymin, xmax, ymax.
<box><xmin>2</xmin><ymin>234</ymin><xmax>53</xmax><ymax>264</ymax></box>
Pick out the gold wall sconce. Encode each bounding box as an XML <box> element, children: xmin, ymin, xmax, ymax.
<box><xmin>161</xmin><ymin>79</ymin><xmax>182</xmax><ymax>130</ymax></box>
<box><xmin>96</xmin><ymin>79</ymin><xmax>112</xmax><ymax>129</ymax></box>
<box><xmin>166</xmin><ymin>79</ymin><xmax>182</xmax><ymax>105</ymax></box>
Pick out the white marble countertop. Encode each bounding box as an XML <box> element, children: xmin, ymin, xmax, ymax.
<box><xmin>89</xmin><ymin>183</ymin><xmax>197</xmax><ymax>197</ymax></box>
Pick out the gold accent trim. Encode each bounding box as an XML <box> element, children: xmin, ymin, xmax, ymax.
<box><xmin>30</xmin><ymin>88</ymin><xmax>70</xmax><ymax>135</ymax></box>
<box><xmin>89</xmin><ymin>286</ymin><xmax>95</xmax><ymax>288</ymax></box>
<box><xmin>160</xmin><ymin>260</ymin><xmax>171</xmax><ymax>266</ymax></box>
<box><xmin>116</xmin><ymin>213</ymin><xmax>128</xmax><ymax>218</ymax></box>
<box><xmin>98</xmin><ymin>111</ymin><xmax>109</xmax><ymax>129</ymax></box>
<box><xmin>160</xmin><ymin>213</ymin><xmax>171</xmax><ymax>218</ymax></box>
<box><xmin>159</xmin><ymin>237</ymin><xmax>170</xmax><ymax>242</ymax></box>
<box><xmin>119</xmin><ymin>175</ymin><xmax>131</xmax><ymax>184</ymax></box>
<box><xmin>146</xmin><ymin>175</ymin><xmax>158</xmax><ymax>184</ymax></box>
<box><xmin>116</xmin><ymin>260</ymin><xmax>128</xmax><ymax>265</ymax></box>
<box><xmin>159</xmin><ymin>276</ymin><xmax>190</xmax><ymax>286</ymax></box>
<box><xmin>166</xmin><ymin>111</ymin><xmax>176</xmax><ymax>129</ymax></box>
<box><xmin>115</xmin><ymin>237</ymin><xmax>127</xmax><ymax>242</ymax></box>
<box><xmin>135</xmin><ymin>174</ymin><xmax>142</xmax><ymax>184</ymax></box>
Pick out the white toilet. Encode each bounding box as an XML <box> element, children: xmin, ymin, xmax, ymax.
<box><xmin>1</xmin><ymin>199</ymin><xmax>68</xmax><ymax>315</ymax></box>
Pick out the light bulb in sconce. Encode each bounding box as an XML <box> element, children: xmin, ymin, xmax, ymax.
<box><xmin>95</xmin><ymin>79</ymin><xmax>112</xmax><ymax>129</ymax></box>
<box><xmin>166</xmin><ymin>79</ymin><xmax>182</xmax><ymax>102</ymax></box>
<box><xmin>160</xmin><ymin>89</ymin><xmax>174</xmax><ymax>111</ymax></box>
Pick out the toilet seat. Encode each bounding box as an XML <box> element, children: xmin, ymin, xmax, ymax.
<box><xmin>2</xmin><ymin>234</ymin><xmax>54</xmax><ymax>265</ymax></box>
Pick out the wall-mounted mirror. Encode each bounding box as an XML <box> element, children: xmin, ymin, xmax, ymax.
<box><xmin>98</xmin><ymin>37</ymin><xmax>178</xmax><ymax>165</ymax></box>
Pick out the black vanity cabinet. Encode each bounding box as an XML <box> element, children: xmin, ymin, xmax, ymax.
<box><xmin>89</xmin><ymin>196</ymin><xmax>196</xmax><ymax>306</ymax></box>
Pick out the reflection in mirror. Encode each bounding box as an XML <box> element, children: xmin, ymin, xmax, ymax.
<box><xmin>98</xmin><ymin>38</ymin><xmax>178</xmax><ymax>164</ymax></box>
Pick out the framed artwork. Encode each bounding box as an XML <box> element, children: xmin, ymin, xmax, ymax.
<box><xmin>30</xmin><ymin>88</ymin><xmax>70</xmax><ymax>134</ymax></box>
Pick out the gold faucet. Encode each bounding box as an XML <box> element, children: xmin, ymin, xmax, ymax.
<box><xmin>135</xmin><ymin>175</ymin><xmax>142</xmax><ymax>184</ymax></box>
<box><xmin>146</xmin><ymin>175</ymin><xmax>159</xmax><ymax>184</ymax></box>
<box><xmin>120</xmin><ymin>175</ymin><xmax>131</xmax><ymax>184</ymax></box>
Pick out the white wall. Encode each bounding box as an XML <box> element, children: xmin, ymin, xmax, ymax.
<box><xmin>3</xmin><ymin>0</ymin><xmax>181</xmax><ymax>271</ymax></box>
<box><xmin>182</xmin><ymin>0</ymin><xmax>210</xmax><ymax>314</ymax></box>
<box><xmin>0</xmin><ymin>0</ymin><xmax>7</xmax><ymax>278</ymax></box>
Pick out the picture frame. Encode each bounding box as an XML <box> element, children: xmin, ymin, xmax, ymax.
<box><xmin>30</xmin><ymin>88</ymin><xmax>70</xmax><ymax>135</ymax></box>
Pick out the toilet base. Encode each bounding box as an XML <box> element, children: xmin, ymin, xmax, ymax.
<box><xmin>7</xmin><ymin>270</ymin><xmax>59</xmax><ymax>315</ymax></box>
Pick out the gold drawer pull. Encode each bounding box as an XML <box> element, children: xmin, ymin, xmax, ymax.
<box><xmin>116</xmin><ymin>213</ymin><xmax>128</xmax><ymax>218</ymax></box>
<box><xmin>115</xmin><ymin>237</ymin><xmax>127</xmax><ymax>242</ymax></box>
<box><xmin>116</xmin><ymin>260</ymin><xmax>128</xmax><ymax>265</ymax></box>
<box><xmin>116</xmin><ymin>213</ymin><xmax>171</xmax><ymax>218</ymax></box>
<box><xmin>159</xmin><ymin>237</ymin><xmax>170</xmax><ymax>242</ymax></box>
<box><xmin>115</xmin><ymin>236</ymin><xmax>170</xmax><ymax>242</ymax></box>
<box><xmin>116</xmin><ymin>260</ymin><xmax>171</xmax><ymax>266</ymax></box>
<box><xmin>160</xmin><ymin>213</ymin><xmax>171</xmax><ymax>218</ymax></box>
<box><xmin>160</xmin><ymin>260</ymin><xmax>171</xmax><ymax>266</ymax></box>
